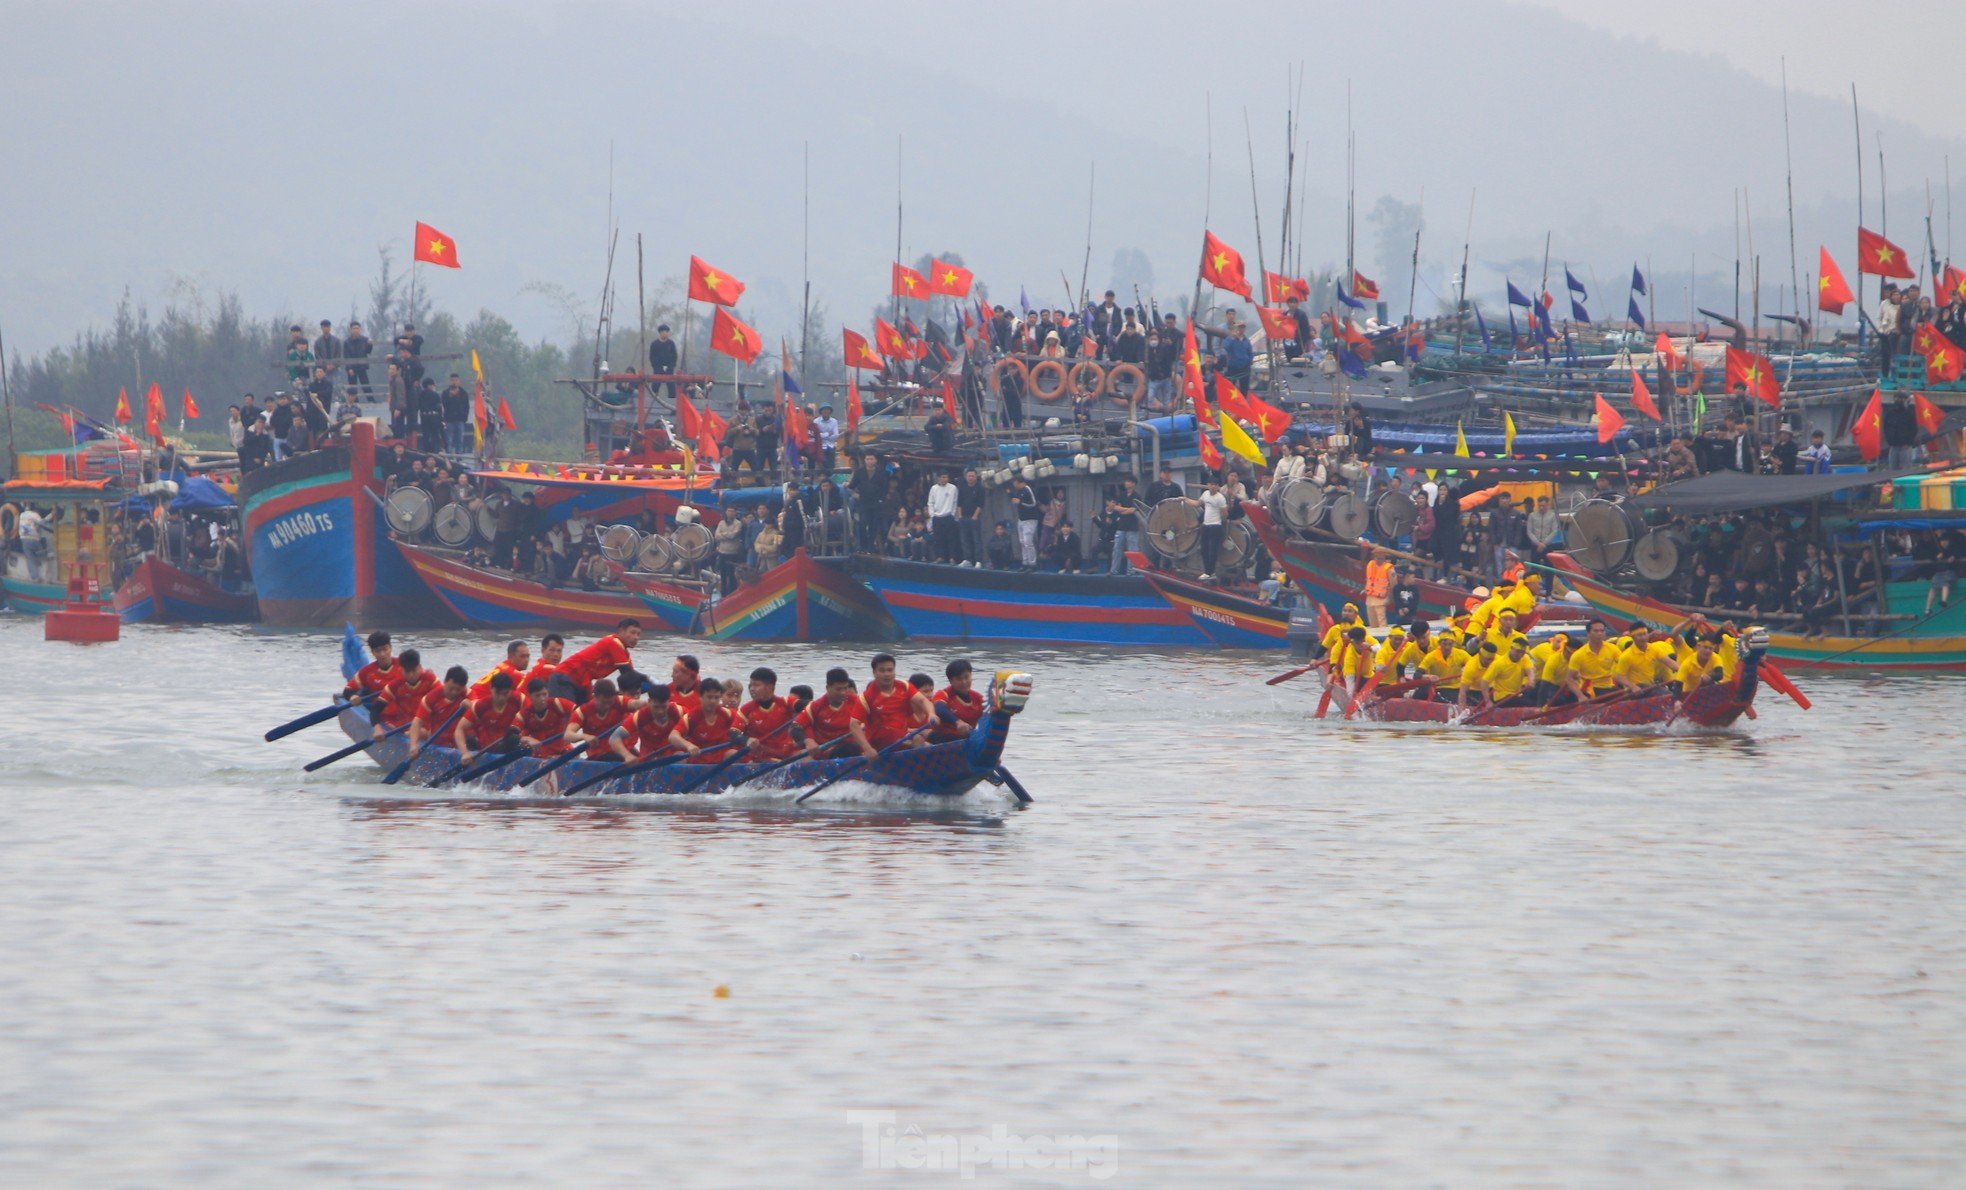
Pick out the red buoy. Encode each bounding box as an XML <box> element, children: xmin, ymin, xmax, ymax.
<box><xmin>45</xmin><ymin>565</ymin><xmax>120</xmax><ymax>643</ymax></box>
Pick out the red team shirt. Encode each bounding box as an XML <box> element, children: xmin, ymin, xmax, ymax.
<box><xmin>348</xmin><ymin>659</ymin><xmax>399</xmax><ymax>701</ymax></box>
<box><xmin>626</xmin><ymin>704</ymin><xmax>684</xmax><ymax>759</ymax></box>
<box><xmin>461</xmin><ymin>694</ymin><xmax>524</xmax><ymax>749</ymax></box>
<box><xmin>416</xmin><ymin>688</ymin><xmax>467</xmax><ymax>738</ymax></box>
<box><xmin>554</xmin><ymin>636</ymin><xmax>630</xmax><ymax>696</ymax></box>
<box><xmin>738</xmin><ymin>697</ymin><xmax>799</xmax><ymax>759</ymax></box>
<box><xmin>862</xmin><ymin>681</ymin><xmax>918</xmax><ymax>748</ymax></box>
<box><xmin>378</xmin><ymin>669</ymin><xmax>437</xmax><ymax>730</ymax></box>
<box><xmin>569</xmin><ymin>700</ymin><xmax>629</xmax><ymax>759</ymax></box>
<box><xmin>469</xmin><ymin>661</ymin><xmax>527</xmax><ymax>700</ymax></box>
<box><xmin>668</xmin><ymin>683</ymin><xmax>703</xmax><ymax>718</ymax></box>
<box><xmin>519</xmin><ymin>697</ymin><xmax>575</xmax><ymax>757</ymax></box>
<box><xmin>931</xmin><ymin>686</ymin><xmax>983</xmax><ymax>743</ymax></box>
<box><xmin>678</xmin><ymin>705</ymin><xmax>740</xmax><ymax>760</ymax></box>
<box><xmin>797</xmin><ymin>694</ymin><xmax>867</xmax><ymax>749</ymax></box>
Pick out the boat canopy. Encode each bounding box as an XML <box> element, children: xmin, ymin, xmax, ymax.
<box><xmin>1628</xmin><ymin>469</ymin><xmax>1923</xmax><ymax>515</ymax></box>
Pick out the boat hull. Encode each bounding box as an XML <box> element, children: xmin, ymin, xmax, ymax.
<box><xmin>849</xmin><ymin>554</ymin><xmax>1210</xmax><ymax>647</ymax></box>
<box><xmin>112</xmin><ymin>556</ymin><xmax>257</xmax><ymax>624</ymax></box>
<box><xmin>1127</xmin><ymin>553</ymin><xmax>1290</xmax><ymax>648</ymax></box>
<box><xmin>653</xmin><ymin>550</ymin><xmax>899</xmax><ymax>642</ymax></box>
<box><xmin>396</xmin><ymin>541</ymin><xmax>671</xmax><ymax>630</ymax></box>
<box><xmin>1547</xmin><ymin>553</ymin><xmax>1966</xmax><ymax>672</ymax></box>
<box><xmin>1355</xmin><ymin>681</ymin><xmax>1754</xmax><ymax>728</ymax></box>
<box><xmin>1245</xmin><ymin>504</ymin><xmax>1473</xmax><ymax>619</ymax></box>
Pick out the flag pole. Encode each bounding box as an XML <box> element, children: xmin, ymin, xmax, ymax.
<box><xmin>0</xmin><ymin>319</ymin><xmax>15</xmax><ymax>467</ymax></box>
<box><xmin>636</xmin><ymin>233</ymin><xmax>648</xmax><ymax>430</ymax></box>
<box><xmin>1240</xmin><ymin>109</ymin><xmax>1281</xmax><ymax>403</ymax></box>
<box><xmin>1853</xmin><ymin>84</ymin><xmax>1868</xmax><ymax>353</ymax></box>
<box><xmin>1454</xmin><ymin>191</ymin><xmax>1473</xmax><ymax>358</ymax></box>
<box><xmin>1782</xmin><ymin>58</ymin><xmax>1803</xmax><ymax>374</ymax></box>
<box><xmin>893</xmin><ymin>134</ymin><xmax>904</xmax><ymax>327</ymax></box>
<box><xmin>800</xmin><ymin>140</ymin><xmax>811</xmax><ymax>382</ymax></box>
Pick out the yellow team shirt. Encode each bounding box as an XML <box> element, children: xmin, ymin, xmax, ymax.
<box><xmin>1482</xmin><ymin>623</ymin><xmax>1526</xmax><ymax>653</ymax></box>
<box><xmin>1533</xmin><ymin>645</ymin><xmax>1572</xmax><ymax>686</ymax></box>
<box><xmin>1321</xmin><ymin>618</ymin><xmax>1361</xmax><ymax>656</ymax></box>
<box><xmin>1331</xmin><ymin>639</ymin><xmax>1376</xmax><ymax>680</ymax></box>
<box><xmin>1393</xmin><ymin>639</ymin><xmax>1431</xmax><ymax>672</ymax></box>
<box><xmin>1675</xmin><ymin>653</ymin><xmax>1727</xmax><ymax>691</ymax></box>
<box><xmin>1617</xmin><ymin>641</ymin><xmax>1676</xmax><ymax>687</ymax></box>
<box><xmin>1711</xmin><ymin>635</ymin><xmax>1739</xmax><ymax>678</ymax></box>
<box><xmin>1373</xmin><ymin>638</ymin><xmax>1410</xmax><ymax>673</ymax></box>
<box><xmin>1481</xmin><ymin>655</ymin><xmax>1535</xmax><ymax>701</ymax></box>
<box><xmin>1568</xmin><ymin>642</ymin><xmax>1623</xmax><ymax>693</ymax></box>
<box><xmin>1418</xmin><ymin>646</ymin><xmax>1472</xmax><ymax>687</ymax></box>
<box><xmin>1459</xmin><ymin>653</ymin><xmax>1493</xmax><ymax>689</ymax></box>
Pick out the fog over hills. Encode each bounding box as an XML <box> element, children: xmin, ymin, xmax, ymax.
<box><xmin>5</xmin><ymin>0</ymin><xmax>1962</xmax><ymax>357</ymax></box>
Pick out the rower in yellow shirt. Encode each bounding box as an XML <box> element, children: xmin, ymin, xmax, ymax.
<box><xmin>1392</xmin><ymin>622</ymin><xmax>1435</xmax><ymax>672</ymax></box>
<box><xmin>1371</xmin><ymin>626</ymin><xmax>1410</xmax><ymax>679</ymax></box>
<box><xmin>1329</xmin><ymin>624</ymin><xmax>1377</xmax><ymax>695</ymax></box>
<box><xmin>1709</xmin><ymin>621</ymin><xmax>1741</xmax><ymax>679</ymax></box>
<box><xmin>1564</xmin><ymin>619</ymin><xmax>1628</xmax><ymax>699</ymax></box>
<box><xmin>1457</xmin><ymin>640</ymin><xmax>1499</xmax><ymax>707</ymax></box>
<box><xmin>1615</xmin><ymin>621</ymin><xmax>1677</xmax><ymax>689</ymax></box>
<box><xmin>1529</xmin><ymin>632</ymin><xmax>1572</xmax><ymax>702</ymax></box>
<box><xmin>1320</xmin><ymin>602</ymin><xmax>1364</xmax><ymax>660</ymax></box>
<box><xmin>1481</xmin><ymin>608</ymin><xmax>1525</xmax><ymax>653</ymax></box>
<box><xmin>1416</xmin><ymin>632</ymin><xmax>1471</xmax><ymax>701</ymax></box>
<box><xmin>1673</xmin><ymin>635</ymin><xmax>1728</xmax><ymax>694</ymax></box>
<box><xmin>1476</xmin><ymin>634</ymin><xmax>1538</xmax><ymax>706</ymax></box>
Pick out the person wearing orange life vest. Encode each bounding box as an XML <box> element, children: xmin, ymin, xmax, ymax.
<box><xmin>862</xmin><ymin>652</ymin><xmax>934</xmax><ymax>750</ymax></box>
<box><xmin>406</xmin><ymin>665</ymin><xmax>471</xmax><ymax>758</ymax></box>
<box><xmin>373</xmin><ymin>648</ymin><xmax>436</xmax><ymax>738</ymax></box>
<box><xmin>1362</xmin><ymin>548</ymin><xmax>1395</xmax><ymax>628</ymax></box>
<box><xmin>470</xmin><ymin>639</ymin><xmax>532</xmax><ymax>699</ymax></box>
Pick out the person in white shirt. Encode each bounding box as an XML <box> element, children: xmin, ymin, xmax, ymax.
<box><xmin>1801</xmin><ymin>430</ymin><xmax>1834</xmax><ymax>475</ymax></box>
<box><xmin>811</xmin><ymin>406</ymin><xmax>841</xmax><ymax>472</ymax></box>
<box><xmin>1187</xmin><ymin>478</ymin><xmax>1230</xmax><ymax>580</ymax></box>
<box><xmin>17</xmin><ymin>506</ymin><xmax>51</xmax><ymax>579</ymax></box>
<box><xmin>926</xmin><ymin>470</ymin><xmax>960</xmax><ymax>563</ymax></box>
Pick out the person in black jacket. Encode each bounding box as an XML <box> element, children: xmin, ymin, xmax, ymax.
<box><xmin>1144</xmin><ymin>332</ymin><xmax>1177</xmax><ymax>409</ymax></box>
<box><xmin>344</xmin><ymin>321</ymin><xmax>373</xmax><ymax>396</ymax></box>
<box><xmin>268</xmin><ymin>393</ymin><xmax>296</xmax><ymax>461</ymax></box>
<box><xmin>441</xmin><ymin>374</ymin><xmax>472</xmax><ymax>455</ymax></box>
<box><xmin>416</xmin><ymin>378</ymin><xmax>445</xmax><ymax>454</ymax></box>
<box><xmin>649</xmin><ymin>324</ymin><xmax>679</xmax><ymax>400</ymax></box>
<box><xmin>1883</xmin><ymin>393</ymin><xmax>1921</xmax><ymax>468</ymax></box>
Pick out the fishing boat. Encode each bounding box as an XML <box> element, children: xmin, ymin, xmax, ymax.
<box><xmin>1244</xmin><ymin>502</ymin><xmax>1480</xmax><ymax>620</ymax></box>
<box><xmin>332</xmin><ymin>671</ymin><xmax>1036</xmax><ymax>799</ymax></box>
<box><xmin>618</xmin><ymin>549</ymin><xmax>900</xmax><ymax>642</ymax></box>
<box><xmin>1125</xmin><ymin>550</ymin><xmax>1291</xmax><ymax>648</ymax></box>
<box><xmin>394</xmin><ymin>540</ymin><xmax>676</xmax><ymax>630</ymax></box>
<box><xmin>3</xmin><ymin>458</ymin><xmax>123</xmax><ymax>615</ymax></box>
<box><xmin>849</xmin><ymin>554</ymin><xmax>1210</xmax><ymax>647</ymax></box>
<box><xmin>1343</xmin><ymin>629</ymin><xmax>1771</xmax><ymax>728</ymax></box>
<box><xmin>238</xmin><ymin>421</ymin><xmax>452</xmax><ymax>628</ymax></box>
<box><xmin>112</xmin><ymin>554</ymin><xmax>256</xmax><ymax>624</ymax></box>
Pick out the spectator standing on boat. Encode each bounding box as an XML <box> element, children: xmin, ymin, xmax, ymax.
<box><xmin>1219</xmin><ymin>324</ymin><xmax>1255</xmax><ymax>390</ymax></box>
<box><xmin>385</xmin><ymin>362</ymin><xmax>411</xmax><ymax>438</ymax></box>
<box><xmin>1049</xmin><ymin>520</ymin><xmax>1085</xmax><ymax>572</ymax></box>
<box><xmin>1144</xmin><ymin>329</ymin><xmax>1177</xmax><ymax>410</ymax></box>
<box><xmin>724</xmin><ymin>408</ymin><xmax>760</xmax><ymax>476</ymax></box>
<box><xmin>1112</xmin><ymin>313</ymin><xmax>1146</xmax><ymax>365</ymax></box>
<box><xmin>1525</xmin><ymin>496</ymin><xmax>1562</xmax><ymax>566</ymax></box>
<box><xmin>1801</xmin><ymin>430</ymin><xmax>1833</xmax><ymax>474</ymax></box>
<box><xmin>284</xmin><ymin>326</ymin><xmax>312</xmax><ymax>383</ymax></box>
<box><xmin>1876</xmin><ymin>285</ymin><xmax>1903</xmax><ymax>369</ymax></box>
<box><xmin>313</xmin><ymin>320</ymin><xmax>341</xmax><ymax>382</ymax></box>
<box><xmin>267</xmin><ymin>394</ymin><xmax>296</xmax><ymax>461</ymax></box>
<box><xmin>1488</xmin><ymin>492</ymin><xmax>1526</xmax><ymax>579</ymax></box>
<box><xmin>237</xmin><ymin>420</ymin><xmax>271</xmax><ymax>473</ymax></box>
<box><xmin>1770</xmin><ymin>428</ymin><xmax>1801</xmax><ymax>474</ymax></box>
<box><xmin>226</xmin><ymin>404</ymin><xmax>246</xmax><ymax>450</ymax></box>
<box><xmin>957</xmin><ymin>468</ymin><xmax>985</xmax><ymax>566</ymax></box>
<box><xmin>927</xmin><ymin>470</ymin><xmax>960</xmax><ymax>564</ymax></box>
<box><xmin>440</xmin><ymin>374</ymin><xmax>472</xmax><ymax>456</ymax></box>
<box><xmin>1362</xmin><ymin>547</ymin><xmax>1394</xmax><ymax>627</ymax></box>
<box><xmin>1389</xmin><ymin>567</ymin><xmax>1421</xmax><ymax>623</ymax></box>
<box><xmin>1884</xmin><ymin>392</ymin><xmax>1921</xmax><ymax>468</ymax></box>
<box><xmin>849</xmin><ymin>453</ymin><xmax>891</xmax><ymax>551</ymax></box>
<box><xmin>714</xmin><ymin>513</ymin><xmax>745</xmax><ymax>594</ymax></box>
<box><xmin>343</xmin><ymin>321</ymin><xmax>372</xmax><ymax>397</ymax></box>
<box><xmin>1009</xmin><ymin>474</ymin><xmax>1041</xmax><ymax>569</ymax></box>
<box><xmin>648</xmin><ymin>324</ymin><xmax>678</xmax><ymax>400</ymax></box>
<box><xmin>416</xmin><ymin>378</ymin><xmax>444</xmax><ymax>455</ymax></box>
<box><xmin>1106</xmin><ymin>477</ymin><xmax>1144</xmax><ymax>575</ymax></box>
<box><xmin>1186</xmin><ymin>477</ymin><xmax>1230</xmax><ymax>582</ymax></box>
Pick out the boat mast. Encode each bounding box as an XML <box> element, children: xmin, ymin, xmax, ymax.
<box><xmin>1453</xmin><ymin>190</ymin><xmax>1474</xmax><ymax>357</ymax></box>
<box><xmin>801</xmin><ymin>140</ymin><xmax>811</xmax><ymax>381</ymax></box>
<box><xmin>1079</xmin><ymin>161</ymin><xmax>1095</xmax><ymax>310</ymax></box>
<box><xmin>635</xmin><ymin>232</ymin><xmax>647</xmax><ymax>428</ymax></box>
<box><xmin>1242</xmin><ymin>108</ymin><xmax>1280</xmax><ymax>396</ymax></box>
<box><xmin>0</xmin><ymin>319</ymin><xmax>14</xmax><ymax>466</ymax></box>
<box><xmin>1406</xmin><ymin>188</ymin><xmax>1423</xmax><ymax>326</ymax></box>
<box><xmin>1853</xmin><ymin>85</ymin><xmax>1868</xmax><ymax>348</ymax></box>
<box><xmin>893</xmin><ymin>135</ymin><xmax>904</xmax><ymax>327</ymax></box>
<box><xmin>1782</xmin><ymin>59</ymin><xmax>1803</xmax><ymax>352</ymax></box>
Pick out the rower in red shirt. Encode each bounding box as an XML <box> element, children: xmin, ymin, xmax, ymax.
<box><xmin>796</xmin><ymin>668</ymin><xmax>875</xmax><ymax>760</ymax></box>
<box><xmin>523</xmin><ymin>633</ymin><xmax>565</xmax><ymax>692</ymax></box>
<box><xmin>406</xmin><ymin>665</ymin><xmax>471</xmax><ymax>758</ymax></box>
<box><xmin>549</xmin><ymin>619</ymin><xmax>644</xmax><ymax>704</ymax></box>
<box><xmin>738</xmin><ymin>667</ymin><xmax>805</xmax><ymax>761</ymax></box>
<box><xmin>930</xmin><ymin>658</ymin><xmax>984</xmax><ymax>744</ymax></box>
<box><xmin>373</xmin><ymin>648</ymin><xmax>437</xmax><ymax>737</ymax></box>
<box><xmin>623</xmin><ymin>683</ymin><xmax>686</xmax><ymax>761</ymax></box>
<box><xmin>516</xmin><ymin>677</ymin><xmax>575</xmax><ymax>758</ymax></box>
<box><xmin>862</xmin><ymin>652</ymin><xmax>933</xmax><ymax>750</ymax></box>
<box><xmin>342</xmin><ymin>630</ymin><xmax>398</xmax><ymax>705</ymax></box>
<box><xmin>667</xmin><ymin>653</ymin><xmax>703</xmax><ymax>717</ymax></box>
<box><xmin>564</xmin><ymin>678</ymin><xmax>632</xmax><ymax>761</ymax></box>
<box><xmin>470</xmin><ymin>639</ymin><xmax>532</xmax><ymax>699</ymax></box>
<box><xmin>674</xmin><ymin>678</ymin><xmax>743</xmax><ymax>762</ymax></box>
<box><xmin>454</xmin><ymin>672</ymin><xmax>525</xmax><ymax>765</ymax></box>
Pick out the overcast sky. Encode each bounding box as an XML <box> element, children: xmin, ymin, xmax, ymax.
<box><xmin>4</xmin><ymin>0</ymin><xmax>1962</xmax><ymax>359</ymax></box>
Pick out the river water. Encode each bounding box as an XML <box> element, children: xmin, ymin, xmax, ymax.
<box><xmin>0</xmin><ymin>615</ymin><xmax>1961</xmax><ymax>1185</ymax></box>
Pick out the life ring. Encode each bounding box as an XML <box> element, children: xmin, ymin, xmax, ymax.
<box><xmin>1028</xmin><ymin>359</ymin><xmax>1070</xmax><ymax>402</ymax></box>
<box><xmin>989</xmin><ymin>357</ymin><xmax>1030</xmax><ymax>399</ymax></box>
<box><xmin>1105</xmin><ymin>363</ymin><xmax>1146</xmax><ymax>405</ymax></box>
<box><xmin>1068</xmin><ymin>361</ymin><xmax>1108</xmax><ymax>401</ymax></box>
<box><xmin>0</xmin><ymin>503</ymin><xmax>16</xmax><ymax>542</ymax></box>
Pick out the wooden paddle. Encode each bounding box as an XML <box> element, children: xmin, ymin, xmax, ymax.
<box><xmin>795</xmin><ymin>723</ymin><xmax>937</xmax><ymax>804</ymax></box>
<box><xmin>1265</xmin><ymin>658</ymin><xmax>1327</xmax><ymax>686</ymax></box>
<box><xmin>303</xmin><ymin>717</ymin><xmax>411</xmax><ymax>772</ymax></box>
<box><xmin>1342</xmin><ymin>671</ymin><xmax>1383</xmax><ymax>719</ymax></box>
<box><xmin>728</xmin><ymin>735</ymin><xmax>851</xmax><ymax>794</ymax></box>
<box><xmin>265</xmin><ymin>694</ymin><xmax>367</xmax><ymax>742</ymax></box>
<box><xmin>989</xmin><ymin>767</ymin><xmax>1035</xmax><ymax>804</ymax></box>
<box><xmin>518</xmin><ymin>725</ymin><xmax>622</xmax><ymax>789</ymax></box>
<box><xmin>381</xmin><ymin>704</ymin><xmax>466</xmax><ymax>785</ymax></box>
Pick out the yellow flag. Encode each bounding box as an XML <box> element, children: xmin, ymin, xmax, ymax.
<box><xmin>470</xmin><ymin>349</ymin><xmax>484</xmax><ymax>381</ymax></box>
<box><xmin>1218</xmin><ymin>410</ymin><xmax>1266</xmax><ymax>465</ymax></box>
<box><xmin>1453</xmin><ymin>420</ymin><xmax>1470</xmax><ymax>457</ymax></box>
<box><xmin>1503</xmin><ymin>411</ymin><xmax>1517</xmax><ymax>457</ymax></box>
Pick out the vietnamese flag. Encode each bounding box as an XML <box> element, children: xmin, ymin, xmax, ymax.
<box><xmin>1852</xmin><ymin>389</ymin><xmax>1885</xmax><ymax>461</ymax></box>
<box><xmin>843</xmin><ymin>328</ymin><xmax>882</xmax><ymax>371</ymax></box>
<box><xmin>1197</xmin><ymin>430</ymin><xmax>1224</xmax><ymax>471</ymax></box>
<box><xmin>1182</xmin><ymin>319</ymin><xmax>1210</xmax><ymax>420</ymax></box>
<box><xmin>1943</xmin><ymin>264</ymin><xmax>1966</xmax><ymax>303</ymax></box>
<box><xmin>891</xmin><ymin>262</ymin><xmax>929</xmax><ymax>301</ymax></box>
<box><xmin>1818</xmin><ymin>247</ymin><xmax>1855</xmax><ymax>314</ymax></box>
<box><xmin>1351</xmin><ymin>270</ymin><xmax>1381</xmax><ymax>301</ymax></box>
<box><xmin>688</xmin><ymin>256</ymin><xmax>744</xmax><ymax>306</ymax></box>
<box><xmin>1857</xmin><ymin>226</ymin><xmax>1914</xmax><ymax>278</ymax></box>
<box><xmin>182</xmin><ymin>389</ymin><xmax>201</xmax><ymax>419</ymax></box>
<box><xmin>845</xmin><ymin>374</ymin><xmax>863</xmax><ymax>431</ymax></box>
<box><xmin>413</xmin><ymin>221</ymin><xmax>460</xmax><ymax>268</ymax></box>
<box><xmin>1914</xmin><ymin>393</ymin><xmax>1948</xmax><ymax>437</ymax></box>
<box><xmin>1630</xmin><ymin>370</ymin><xmax>1662</xmax><ymax>422</ymax></box>
<box><xmin>939</xmin><ymin>378</ymin><xmax>960</xmax><ymax>426</ymax></box>
<box><xmin>675</xmin><ymin>388</ymin><xmax>703</xmax><ymax>439</ymax></box>
<box><xmin>1214</xmin><ymin>374</ymin><xmax>1289</xmax><ymax>442</ymax></box>
<box><xmin>1725</xmin><ymin>346</ymin><xmax>1781</xmax><ymax>406</ymax></box>
<box><xmin>114</xmin><ymin>387</ymin><xmax>131</xmax><ymax>423</ymax></box>
<box><xmin>1261</xmin><ymin>271</ymin><xmax>1300</xmax><ymax>305</ymax></box>
<box><xmin>1654</xmin><ymin>331</ymin><xmax>1681</xmax><ymax>371</ymax></box>
<box><xmin>1926</xmin><ymin>335</ymin><xmax>1965</xmax><ymax>383</ymax></box>
<box><xmin>697</xmin><ymin>407</ymin><xmax>727</xmax><ymax>461</ymax></box>
<box><xmin>928</xmin><ymin>259</ymin><xmax>973</xmax><ymax>297</ymax></box>
<box><xmin>496</xmin><ymin>397</ymin><xmax>518</xmax><ymax>431</ymax></box>
<box><xmin>1199</xmin><ymin>230</ymin><xmax>1251</xmax><ymax>298</ymax></box>
<box><xmin>1593</xmin><ymin>393</ymin><xmax>1626</xmax><ymax>444</ymax></box>
<box><xmin>709</xmin><ymin>307</ymin><xmax>762</xmax><ymax>363</ymax></box>
<box><xmin>1254</xmin><ymin>305</ymin><xmax>1297</xmax><ymax>343</ymax></box>
<box><xmin>1911</xmin><ymin>322</ymin><xmax>1943</xmax><ymax>358</ymax></box>
<box><xmin>1212</xmin><ymin>373</ymin><xmax>1254</xmax><ymax>423</ymax></box>
<box><xmin>873</xmin><ymin>317</ymin><xmax>911</xmax><ymax>359</ymax></box>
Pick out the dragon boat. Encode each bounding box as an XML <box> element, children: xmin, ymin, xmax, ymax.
<box><xmin>332</xmin><ymin>668</ymin><xmax>1036</xmax><ymax>800</ymax></box>
<box><xmin>1335</xmin><ymin>629</ymin><xmax>1771</xmax><ymax>729</ymax></box>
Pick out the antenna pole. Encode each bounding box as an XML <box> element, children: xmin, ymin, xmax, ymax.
<box><xmin>1453</xmin><ymin>190</ymin><xmax>1474</xmax><ymax>357</ymax></box>
<box><xmin>801</xmin><ymin>140</ymin><xmax>811</xmax><ymax>380</ymax></box>
<box><xmin>1782</xmin><ymin>59</ymin><xmax>1803</xmax><ymax>351</ymax></box>
<box><xmin>1242</xmin><ymin>108</ymin><xmax>1280</xmax><ymax>395</ymax></box>
<box><xmin>1853</xmin><ymin>84</ymin><xmax>1869</xmax><ymax>349</ymax></box>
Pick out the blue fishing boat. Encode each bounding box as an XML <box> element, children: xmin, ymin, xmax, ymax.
<box><xmin>849</xmin><ymin>554</ymin><xmax>1210</xmax><ymax>647</ymax></box>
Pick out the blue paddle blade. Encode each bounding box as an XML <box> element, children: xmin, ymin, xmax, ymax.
<box><xmin>340</xmin><ymin>622</ymin><xmax>365</xmax><ymax>682</ymax></box>
<box><xmin>265</xmin><ymin>701</ymin><xmax>351</xmax><ymax>742</ymax></box>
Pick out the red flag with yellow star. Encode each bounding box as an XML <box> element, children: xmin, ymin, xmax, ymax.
<box><xmin>873</xmin><ymin>318</ymin><xmax>911</xmax><ymax>360</ymax></box>
<box><xmin>1197</xmin><ymin>429</ymin><xmax>1224</xmax><ymax>470</ymax></box>
<box><xmin>1925</xmin><ymin>336</ymin><xmax>1965</xmax><ymax>383</ymax></box>
<box><xmin>1852</xmin><ymin>389</ymin><xmax>1884</xmax><ymax>461</ymax></box>
<box><xmin>114</xmin><ymin>387</ymin><xmax>131</xmax><ymax>423</ymax></box>
<box><xmin>1818</xmin><ymin>247</ymin><xmax>1855</xmax><ymax>313</ymax></box>
<box><xmin>1212</xmin><ymin>374</ymin><xmax>1254</xmax><ymax>423</ymax></box>
<box><xmin>1199</xmin><ymin>231</ymin><xmax>1252</xmax><ymax>299</ymax></box>
<box><xmin>845</xmin><ymin>375</ymin><xmax>863</xmax><ymax>431</ymax></box>
<box><xmin>1593</xmin><ymin>393</ymin><xmax>1626</xmax><ymax>444</ymax></box>
<box><xmin>709</xmin><ymin>307</ymin><xmax>763</xmax><ymax>363</ymax></box>
<box><xmin>891</xmin><ymin>263</ymin><xmax>929</xmax><ymax>301</ymax></box>
<box><xmin>1914</xmin><ymin>393</ymin><xmax>1948</xmax><ymax>438</ymax></box>
<box><xmin>413</xmin><ymin>221</ymin><xmax>460</xmax><ymax>268</ymax></box>
<box><xmin>927</xmin><ymin>260</ymin><xmax>973</xmax><ymax>297</ymax></box>
<box><xmin>1911</xmin><ymin>322</ymin><xmax>1943</xmax><ymax>358</ymax></box>
<box><xmin>1254</xmin><ymin>305</ymin><xmax>1297</xmax><ymax>343</ymax></box>
<box><xmin>688</xmin><ymin>256</ymin><xmax>744</xmax><ymax>306</ymax></box>
<box><xmin>843</xmin><ymin>328</ymin><xmax>882</xmax><ymax>371</ymax></box>
<box><xmin>1857</xmin><ymin>227</ymin><xmax>1914</xmax><ymax>278</ymax></box>
<box><xmin>1351</xmin><ymin>270</ymin><xmax>1381</xmax><ymax>301</ymax></box>
<box><xmin>182</xmin><ymin>389</ymin><xmax>201</xmax><ymax>419</ymax></box>
<box><xmin>1943</xmin><ymin>264</ymin><xmax>1966</xmax><ymax>304</ymax></box>
<box><xmin>1261</xmin><ymin>271</ymin><xmax>1304</xmax><ymax>305</ymax></box>
<box><xmin>1182</xmin><ymin>319</ymin><xmax>1210</xmax><ymax>420</ymax></box>
<box><xmin>1725</xmin><ymin>346</ymin><xmax>1781</xmax><ymax>406</ymax></box>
